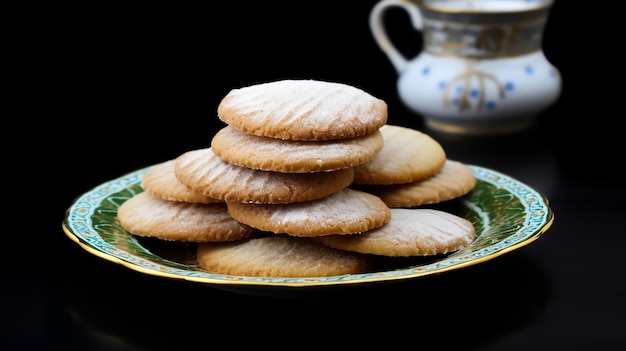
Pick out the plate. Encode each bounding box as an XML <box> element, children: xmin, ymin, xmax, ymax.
<box><xmin>62</xmin><ymin>164</ymin><xmax>553</xmax><ymax>292</ymax></box>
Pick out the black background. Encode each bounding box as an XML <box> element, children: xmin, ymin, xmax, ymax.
<box><xmin>6</xmin><ymin>1</ymin><xmax>624</xmax><ymax>350</ymax></box>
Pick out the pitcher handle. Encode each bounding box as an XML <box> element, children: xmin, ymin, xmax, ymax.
<box><xmin>369</xmin><ymin>0</ymin><xmax>423</xmax><ymax>74</ymax></box>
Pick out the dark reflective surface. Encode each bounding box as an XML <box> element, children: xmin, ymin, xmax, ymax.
<box><xmin>10</xmin><ymin>1</ymin><xmax>625</xmax><ymax>350</ymax></box>
<box><xmin>55</xmin><ymin>250</ymin><xmax>549</xmax><ymax>351</ymax></box>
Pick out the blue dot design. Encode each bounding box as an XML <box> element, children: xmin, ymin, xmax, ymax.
<box><xmin>525</xmin><ymin>66</ymin><xmax>534</xmax><ymax>75</ymax></box>
<box><xmin>549</xmin><ymin>69</ymin><xmax>556</xmax><ymax>78</ymax></box>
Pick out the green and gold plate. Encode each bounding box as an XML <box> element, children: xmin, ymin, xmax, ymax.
<box><xmin>62</xmin><ymin>164</ymin><xmax>553</xmax><ymax>291</ymax></box>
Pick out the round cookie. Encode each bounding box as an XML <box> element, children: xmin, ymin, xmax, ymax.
<box><xmin>211</xmin><ymin>126</ymin><xmax>384</xmax><ymax>173</ymax></box>
<box><xmin>226</xmin><ymin>188</ymin><xmax>391</xmax><ymax>237</ymax></box>
<box><xmin>117</xmin><ymin>192</ymin><xmax>259</xmax><ymax>242</ymax></box>
<box><xmin>174</xmin><ymin>148</ymin><xmax>354</xmax><ymax>204</ymax></box>
<box><xmin>358</xmin><ymin>159</ymin><xmax>476</xmax><ymax>207</ymax></box>
<box><xmin>353</xmin><ymin>124</ymin><xmax>447</xmax><ymax>185</ymax></box>
<box><xmin>312</xmin><ymin>208</ymin><xmax>476</xmax><ymax>256</ymax></box>
<box><xmin>196</xmin><ymin>235</ymin><xmax>375</xmax><ymax>277</ymax></box>
<box><xmin>217</xmin><ymin>79</ymin><xmax>388</xmax><ymax>141</ymax></box>
<box><xmin>141</xmin><ymin>160</ymin><xmax>223</xmax><ymax>204</ymax></box>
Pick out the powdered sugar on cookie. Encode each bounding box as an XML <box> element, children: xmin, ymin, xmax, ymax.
<box><xmin>226</xmin><ymin>188</ymin><xmax>391</xmax><ymax>237</ymax></box>
<box><xmin>313</xmin><ymin>208</ymin><xmax>476</xmax><ymax>256</ymax></box>
<box><xmin>211</xmin><ymin>126</ymin><xmax>384</xmax><ymax>172</ymax></box>
<box><xmin>174</xmin><ymin>148</ymin><xmax>354</xmax><ymax>204</ymax></box>
<box><xmin>217</xmin><ymin>80</ymin><xmax>388</xmax><ymax>141</ymax></box>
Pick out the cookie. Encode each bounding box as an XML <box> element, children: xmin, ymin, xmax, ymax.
<box><xmin>217</xmin><ymin>79</ymin><xmax>388</xmax><ymax>141</ymax></box>
<box><xmin>226</xmin><ymin>188</ymin><xmax>391</xmax><ymax>237</ymax></box>
<box><xmin>196</xmin><ymin>235</ymin><xmax>375</xmax><ymax>277</ymax></box>
<box><xmin>174</xmin><ymin>148</ymin><xmax>354</xmax><ymax>204</ymax></box>
<box><xmin>210</xmin><ymin>126</ymin><xmax>384</xmax><ymax>173</ymax></box>
<box><xmin>352</xmin><ymin>124</ymin><xmax>446</xmax><ymax>185</ymax></box>
<box><xmin>141</xmin><ymin>160</ymin><xmax>222</xmax><ymax>203</ymax></box>
<box><xmin>357</xmin><ymin>159</ymin><xmax>476</xmax><ymax>207</ymax></box>
<box><xmin>117</xmin><ymin>192</ymin><xmax>259</xmax><ymax>242</ymax></box>
<box><xmin>313</xmin><ymin>208</ymin><xmax>476</xmax><ymax>256</ymax></box>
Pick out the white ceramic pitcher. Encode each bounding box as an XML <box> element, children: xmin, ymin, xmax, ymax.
<box><xmin>370</xmin><ymin>0</ymin><xmax>561</xmax><ymax>135</ymax></box>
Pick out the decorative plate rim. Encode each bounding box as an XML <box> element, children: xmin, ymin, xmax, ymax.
<box><xmin>62</xmin><ymin>164</ymin><xmax>554</xmax><ymax>288</ymax></box>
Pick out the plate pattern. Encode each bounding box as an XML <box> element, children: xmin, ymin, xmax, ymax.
<box><xmin>63</xmin><ymin>165</ymin><xmax>553</xmax><ymax>287</ymax></box>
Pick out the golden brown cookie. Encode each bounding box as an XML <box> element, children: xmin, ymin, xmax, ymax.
<box><xmin>357</xmin><ymin>159</ymin><xmax>476</xmax><ymax>207</ymax></box>
<box><xmin>352</xmin><ymin>124</ymin><xmax>446</xmax><ymax>185</ymax></box>
<box><xmin>141</xmin><ymin>160</ymin><xmax>223</xmax><ymax>204</ymax></box>
<box><xmin>312</xmin><ymin>208</ymin><xmax>476</xmax><ymax>256</ymax></box>
<box><xmin>217</xmin><ymin>79</ymin><xmax>388</xmax><ymax>141</ymax></box>
<box><xmin>210</xmin><ymin>126</ymin><xmax>384</xmax><ymax>173</ymax></box>
<box><xmin>174</xmin><ymin>148</ymin><xmax>354</xmax><ymax>204</ymax></box>
<box><xmin>196</xmin><ymin>235</ymin><xmax>375</xmax><ymax>277</ymax></box>
<box><xmin>226</xmin><ymin>188</ymin><xmax>391</xmax><ymax>237</ymax></box>
<box><xmin>116</xmin><ymin>192</ymin><xmax>259</xmax><ymax>242</ymax></box>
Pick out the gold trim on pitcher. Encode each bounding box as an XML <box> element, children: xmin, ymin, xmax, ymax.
<box><xmin>424</xmin><ymin>17</ymin><xmax>547</xmax><ymax>58</ymax></box>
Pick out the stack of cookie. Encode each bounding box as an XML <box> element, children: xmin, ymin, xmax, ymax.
<box><xmin>117</xmin><ymin>79</ymin><xmax>478</xmax><ymax>278</ymax></box>
<box><xmin>352</xmin><ymin>124</ymin><xmax>477</xmax><ymax>208</ymax></box>
<box><xmin>116</xmin><ymin>159</ymin><xmax>259</xmax><ymax>243</ymax></box>
<box><xmin>178</xmin><ymin>79</ymin><xmax>398</xmax><ymax>276</ymax></box>
<box><xmin>312</xmin><ymin>124</ymin><xmax>477</xmax><ymax>257</ymax></box>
